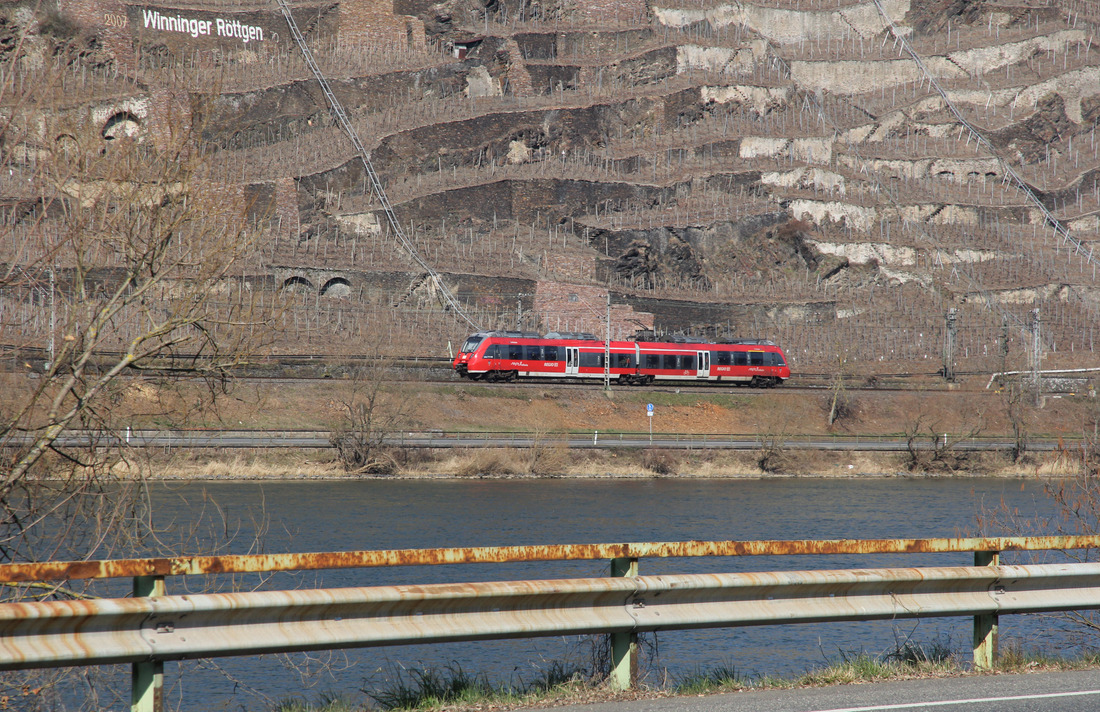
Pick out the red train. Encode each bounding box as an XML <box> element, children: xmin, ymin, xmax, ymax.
<box><xmin>453</xmin><ymin>331</ymin><xmax>791</xmax><ymax>387</ymax></box>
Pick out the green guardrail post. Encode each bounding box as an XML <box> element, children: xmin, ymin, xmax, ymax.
<box><xmin>132</xmin><ymin>575</ymin><xmax>165</xmax><ymax>712</ymax></box>
<box><xmin>973</xmin><ymin>550</ymin><xmax>999</xmax><ymax>670</ymax></box>
<box><xmin>609</xmin><ymin>557</ymin><xmax>638</xmax><ymax>691</ymax></box>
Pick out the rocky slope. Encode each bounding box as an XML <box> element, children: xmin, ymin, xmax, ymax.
<box><xmin>2</xmin><ymin>0</ymin><xmax>1099</xmax><ymax>376</ymax></box>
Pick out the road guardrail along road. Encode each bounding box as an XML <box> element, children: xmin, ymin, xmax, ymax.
<box><xmin>2</xmin><ymin>537</ymin><xmax>1100</xmax><ymax>712</ymax></box>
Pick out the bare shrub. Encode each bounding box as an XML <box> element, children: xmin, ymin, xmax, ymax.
<box><xmin>330</xmin><ymin>363</ymin><xmax>411</xmax><ymax>475</ymax></box>
<box><xmin>902</xmin><ymin>413</ymin><xmax>983</xmax><ymax>473</ymax></box>
<box><xmin>528</xmin><ymin>436</ymin><xmax>572</xmax><ymax>476</ymax></box>
<box><xmin>758</xmin><ymin>436</ymin><xmax>793</xmax><ymax>473</ymax></box>
<box><xmin>642</xmin><ymin>448</ymin><xmax>679</xmax><ymax>475</ymax></box>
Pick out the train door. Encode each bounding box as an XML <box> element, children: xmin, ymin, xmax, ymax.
<box><xmin>696</xmin><ymin>350</ymin><xmax>710</xmax><ymax>379</ymax></box>
<box><xmin>566</xmin><ymin>346</ymin><xmax>580</xmax><ymax>375</ymax></box>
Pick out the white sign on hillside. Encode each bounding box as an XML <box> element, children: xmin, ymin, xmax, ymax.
<box><xmin>141</xmin><ymin>9</ymin><xmax>267</xmax><ymax>44</ymax></box>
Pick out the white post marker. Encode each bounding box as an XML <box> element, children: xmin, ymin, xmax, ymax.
<box><xmin>647</xmin><ymin>403</ymin><xmax>654</xmax><ymax>442</ymax></box>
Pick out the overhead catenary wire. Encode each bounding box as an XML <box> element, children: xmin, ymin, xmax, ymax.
<box><xmin>867</xmin><ymin>0</ymin><xmax>1097</xmax><ymax>341</ymax></box>
<box><xmin>873</xmin><ymin>0</ymin><xmax>1097</xmax><ymax>274</ymax></box>
<box><xmin>755</xmin><ymin>23</ymin><xmax>1053</xmax><ymax>350</ymax></box>
<box><xmin>273</xmin><ymin>0</ymin><xmax>481</xmax><ymax>330</ymax></box>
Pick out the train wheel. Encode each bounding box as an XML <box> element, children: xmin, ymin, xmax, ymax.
<box><xmin>505</xmin><ymin>371</ymin><xmax>517</xmax><ymax>382</ymax></box>
<box><xmin>750</xmin><ymin>377</ymin><xmax>762</xmax><ymax>388</ymax></box>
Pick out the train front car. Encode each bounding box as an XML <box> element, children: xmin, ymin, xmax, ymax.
<box><xmin>453</xmin><ymin>331</ymin><xmax>490</xmax><ymax>378</ymax></box>
<box><xmin>453</xmin><ymin>330</ymin><xmax>552</xmax><ymax>381</ymax></box>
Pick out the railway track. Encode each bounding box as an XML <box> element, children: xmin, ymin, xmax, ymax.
<box><xmin>224</xmin><ymin>373</ymin><xmax>1010</xmax><ymax>396</ymax></box>
<box><xmin>5</xmin><ymin>346</ymin><xmax>1088</xmax><ymax>394</ymax></box>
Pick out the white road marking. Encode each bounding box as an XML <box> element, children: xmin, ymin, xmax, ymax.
<box><xmin>810</xmin><ymin>688</ymin><xmax>1100</xmax><ymax>712</ymax></box>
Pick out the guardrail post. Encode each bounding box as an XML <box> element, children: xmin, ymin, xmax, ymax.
<box><xmin>973</xmin><ymin>550</ymin><xmax>999</xmax><ymax>670</ymax></box>
<box><xmin>609</xmin><ymin>557</ymin><xmax>638</xmax><ymax>691</ymax></box>
<box><xmin>132</xmin><ymin>575</ymin><xmax>165</xmax><ymax>712</ymax></box>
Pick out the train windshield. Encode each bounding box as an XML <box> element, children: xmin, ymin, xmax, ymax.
<box><xmin>460</xmin><ymin>335</ymin><xmax>485</xmax><ymax>353</ymax></box>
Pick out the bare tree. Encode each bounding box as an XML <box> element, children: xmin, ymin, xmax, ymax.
<box><xmin>824</xmin><ymin>352</ymin><xmax>856</xmax><ymax>428</ymax></box>
<box><xmin>971</xmin><ymin>390</ymin><xmax>1100</xmax><ymax>647</ymax></box>
<box><xmin>902</xmin><ymin>412</ymin><xmax>984</xmax><ymax>473</ymax></box>
<box><xmin>1000</xmin><ymin>381</ymin><xmax>1031</xmax><ymax>464</ymax></box>
<box><xmin>0</xmin><ymin>31</ymin><xmax>273</xmax><ymax>570</ymax></box>
<box><xmin>330</xmin><ymin>353</ymin><xmax>413</xmax><ymax>474</ymax></box>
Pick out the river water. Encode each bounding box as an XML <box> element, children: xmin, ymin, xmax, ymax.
<box><xmin>132</xmin><ymin>478</ymin><xmax>1075</xmax><ymax>710</ymax></box>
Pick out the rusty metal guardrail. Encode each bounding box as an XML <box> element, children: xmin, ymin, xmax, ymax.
<box><xmin>2</xmin><ymin>536</ymin><xmax>1098</xmax><ymax>581</ymax></box>
<box><xmin>5</xmin><ymin>563</ymin><xmax>1100</xmax><ymax>665</ymax></box>
<box><xmin>2</xmin><ymin>536</ymin><xmax>1099</xmax><ymax>712</ymax></box>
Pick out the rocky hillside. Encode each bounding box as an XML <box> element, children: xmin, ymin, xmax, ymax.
<box><xmin>2</xmin><ymin>0</ymin><xmax>1099</xmax><ymax>375</ymax></box>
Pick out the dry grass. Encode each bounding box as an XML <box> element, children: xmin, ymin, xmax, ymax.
<box><xmin>126</xmin><ymin>446</ymin><xmax>1095</xmax><ymax>481</ymax></box>
<box><xmin>122</xmin><ymin>451</ymin><xmax>343</xmax><ymax>480</ymax></box>
<box><xmin>452</xmin><ymin>449</ymin><xmax>525</xmax><ymax>477</ymax></box>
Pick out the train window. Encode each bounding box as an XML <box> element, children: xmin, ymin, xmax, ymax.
<box><xmin>508</xmin><ymin>345</ymin><xmax>523</xmax><ymax>360</ymax></box>
<box><xmin>749</xmin><ymin>352</ymin><xmax>764</xmax><ymax>366</ymax></box>
<box><xmin>733</xmin><ymin>352</ymin><xmax>747</xmax><ymax>366</ymax></box>
<box><xmin>662</xmin><ymin>354</ymin><xmax>678</xmax><ymax>369</ymax></box>
<box><xmin>524</xmin><ymin>345</ymin><xmax>542</xmax><ymax>360</ymax></box>
<box><xmin>485</xmin><ymin>344</ymin><xmax>502</xmax><ymax>359</ymax></box>
<box><xmin>773</xmin><ymin>352</ymin><xmax>786</xmax><ymax>366</ymax></box>
<box><xmin>615</xmin><ymin>353</ymin><xmax>632</xmax><ymax>368</ymax></box>
<box><xmin>715</xmin><ymin>351</ymin><xmax>731</xmax><ymax>366</ymax></box>
<box><xmin>579</xmin><ymin>352</ymin><xmax>604</xmax><ymax>368</ymax></box>
<box><xmin>543</xmin><ymin>345</ymin><xmax>560</xmax><ymax>361</ymax></box>
<box><xmin>683</xmin><ymin>355</ymin><xmax>696</xmax><ymax>370</ymax></box>
<box><xmin>645</xmin><ymin>354</ymin><xmax>660</xmax><ymax>369</ymax></box>
<box><xmin>461</xmin><ymin>335</ymin><xmax>484</xmax><ymax>353</ymax></box>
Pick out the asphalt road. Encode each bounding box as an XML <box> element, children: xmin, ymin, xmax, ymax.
<box><xmin>527</xmin><ymin>669</ymin><xmax>1100</xmax><ymax>712</ymax></box>
<box><xmin>18</xmin><ymin>429</ymin><xmax>1071</xmax><ymax>452</ymax></box>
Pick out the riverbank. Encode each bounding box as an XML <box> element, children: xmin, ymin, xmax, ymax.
<box><xmin>147</xmin><ymin>445</ymin><xmax>1083</xmax><ymax>480</ymax></box>
<box><xmin>105</xmin><ymin>375</ymin><xmax>1099</xmax><ymax>479</ymax></box>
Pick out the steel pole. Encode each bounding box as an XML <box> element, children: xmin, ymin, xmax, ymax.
<box><xmin>604</xmin><ymin>292</ymin><xmax>611</xmax><ymax>391</ymax></box>
<box><xmin>609</xmin><ymin>557</ymin><xmax>638</xmax><ymax>690</ymax></box>
<box><xmin>972</xmin><ymin>550</ymin><xmax>999</xmax><ymax>670</ymax></box>
<box><xmin>131</xmin><ymin>575</ymin><xmax>165</xmax><ymax>712</ymax></box>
